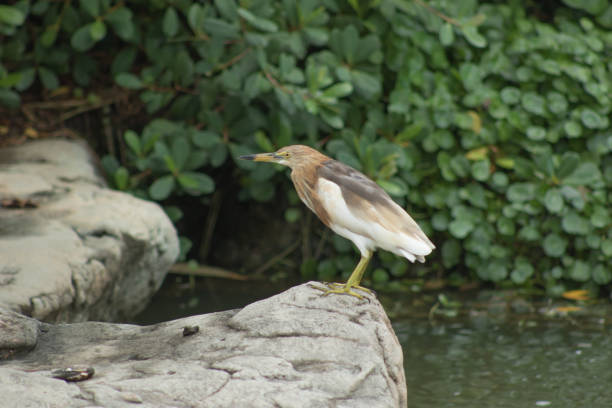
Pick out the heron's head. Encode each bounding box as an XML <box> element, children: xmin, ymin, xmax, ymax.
<box><xmin>239</xmin><ymin>145</ymin><xmax>327</xmax><ymax>169</ymax></box>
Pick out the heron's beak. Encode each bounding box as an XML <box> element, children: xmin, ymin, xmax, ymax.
<box><xmin>239</xmin><ymin>152</ymin><xmax>281</xmax><ymax>162</ymax></box>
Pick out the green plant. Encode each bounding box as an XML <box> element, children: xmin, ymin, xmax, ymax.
<box><xmin>2</xmin><ymin>0</ymin><xmax>612</xmax><ymax>296</ymax></box>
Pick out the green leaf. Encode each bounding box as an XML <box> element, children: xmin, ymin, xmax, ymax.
<box><xmin>471</xmin><ymin>159</ymin><xmax>490</xmax><ymax>181</ymax></box>
<box><xmin>564</xmin><ymin>121</ymin><xmax>582</xmax><ymax>138</ymax></box>
<box><xmin>372</xmin><ymin>268</ymin><xmax>389</xmax><ymax>284</ymax></box>
<box><xmin>79</xmin><ymin>0</ymin><xmax>100</xmax><ymax>17</ymax></box>
<box><xmin>89</xmin><ymin>20</ymin><xmax>107</xmax><ymax>41</ymax></box>
<box><xmin>590</xmin><ymin>206</ymin><xmax>609</xmax><ymax>228</ymax></box>
<box><xmin>461</xmin><ymin>25</ymin><xmax>487</xmax><ymax>48</ymax></box>
<box><xmin>38</xmin><ymin>67</ymin><xmax>59</xmax><ymax>90</ymax></box>
<box><xmin>500</xmin><ymin>87</ymin><xmax>520</xmax><ymax>104</ymax></box>
<box><xmin>511</xmin><ymin>258</ymin><xmax>534</xmax><ymax>284</ymax></box>
<box><xmin>377</xmin><ymin>179</ymin><xmax>406</xmax><ymax>197</ymax></box>
<box><xmin>113</xmin><ymin>167</ymin><xmax>129</xmax><ymax>190</ymax></box>
<box><xmin>163</xmin><ymin>7</ymin><xmax>180</xmax><ymax>37</ymax></box>
<box><xmin>521</xmin><ymin>92</ymin><xmax>546</xmax><ymax>116</ymax></box>
<box><xmin>115</xmin><ymin>73</ymin><xmax>143</xmax><ymax>89</ymax></box>
<box><xmin>284</xmin><ymin>207</ymin><xmax>301</xmax><ymax>223</ymax></box>
<box><xmin>172</xmin><ymin>137</ymin><xmax>190</xmax><ymax>171</ymax></box>
<box><xmin>543</xmin><ymin>233</ymin><xmax>567</xmax><ymax>257</ymax></box>
<box><xmin>562</xmin><ymin>211</ymin><xmax>590</xmax><ymax>235</ymax></box>
<box><xmin>0</xmin><ymin>5</ymin><xmax>26</xmax><ymax>25</ymax></box>
<box><xmin>40</xmin><ymin>27</ymin><xmax>58</xmax><ymax>47</ymax></box>
<box><xmin>203</xmin><ymin>18</ymin><xmax>240</xmax><ymax>39</ymax></box>
<box><xmin>192</xmin><ymin>131</ymin><xmax>221</xmax><ymax>149</ymax></box>
<box><xmin>563</xmin><ymin>162</ymin><xmax>602</xmax><ymax>186</ymax></box>
<box><xmin>569</xmin><ymin>260</ymin><xmax>590</xmax><ymax>282</ymax></box>
<box><xmin>439</xmin><ymin>22</ymin><xmax>454</xmax><ymax>46</ymax></box>
<box><xmin>449</xmin><ymin>218</ymin><xmax>474</xmax><ymax>239</ymax></box>
<box><xmin>0</xmin><ymin>88</ymin><xmax>20</xmax><ymax>108</ymax></box>
<box><xmin>124</xmin><ymin>130</ymin><xmax>141</xmax><ymax>155</ymax></box>
<box><xmin>593</xmin><ymin>265</ymin><xmax>612</xmax><ymax>285</ymax></box>
<box><xmin>526</xmin><ymin>126</ymin><xmax>546</xmax><ymax>141</ymax></box>
<box><xmin>581</xmin><ymin>108</ymin><xmax>606</xmax><ymax>129</ymax></box>
<box><xmin>322</xmin><ymin>82</ymin><xmax>353</xmax><ymax>98</ymax></box>
<box><xmin>544</xmin><ymin>188</ymin><xmax>564</xmax><ymax>213</ymax></box>
<box><xmin>507</xmin><ymin>183</ymin><xmax>535</xmax><ymax>202</ymax></box>
<box><xmin>106</xmin><ymin>7</ymin><xmax>134</xmax><ymax>40</ymax></box>
<box><xmin>149</xmin><ymin>175</ymin><xmax>175</xmax><ymax>200</ymax></box>
<box><xmin>237</xmin><ymin>8</ymin><xmax>278</xmax><ymax>32</ymax></box>
<box><xmin>177</xmin><ymin>172</ymin><xmax>215</xmax><ymax>194</ymax></box>
<box><xmin>255</xmin><ymin>130</ymin><xmax>274</xmax><ymax>152</ymax></box>
<box><xmin>602</xmin><ymin>239</ymin><xmax>612</xmax><ymax>257</ymax></box>
<box><xmin>71</xmin><ymin>24</ymin><xmax>96</xmax><ymax>51</ymax></box>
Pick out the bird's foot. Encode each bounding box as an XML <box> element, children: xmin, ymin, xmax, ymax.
<box><xmin>308</xmin><ymin>282</ymin><xmax>372</xmax><ymax>300</ymax></box>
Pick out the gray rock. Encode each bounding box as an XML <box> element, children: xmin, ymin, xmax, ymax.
<box><xmin>0</xmin><ymin>139</ymin><xmax>179</xmax><ymax>322</ymax></box>
<box><xmin>0</xmin><ymin>283</ymin><xmax>407</xmax><ymax>407</ymax></box>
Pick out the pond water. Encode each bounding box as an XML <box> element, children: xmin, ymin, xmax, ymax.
<box><xmin>134</xmin><ymin>277</ymin><xmax>612</xmax><ymax>408</ymax></box>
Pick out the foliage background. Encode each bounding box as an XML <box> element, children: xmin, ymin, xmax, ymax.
<box><xmin>1</xmin><ymin>0</ymin><xmax>611</xmax><ymax>296</ymax></box>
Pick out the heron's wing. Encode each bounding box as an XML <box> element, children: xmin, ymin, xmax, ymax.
<box><xmin>317</xmin><ymin>159</ymin><xmax>435</xmax><ymax>251</ymax></box>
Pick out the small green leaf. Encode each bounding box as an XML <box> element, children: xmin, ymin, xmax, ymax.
<box><xmin>372</xmin><ymin>268</ymin><xmax>389</xmax><ymax>284</ymax></box>
<box><xmin>284</xmin><ymin>207</ymin><xmax>301</xmax><ymax>223</ymax></box>
<box><xmin>0</xmin><ymin>5</ymin><xmax>26</xmax><ymax>25</ymax></box>
<box><xmin>237</xmin><ymin>8</ymin><xmax>278</xmax><ymax>32</ymax></box>
<box><xmin>124</xmin><ymin>130</ymin><xmax>141</xmax><ymax>155</ymax></box>
<box><xmin>71</xmin><ymin>24</ymin><xmax>96</xmax><ymax>51</ymax></box>
<box><xmin>511</xmin><ymin>258</ymin><xmax>534</xmax><ymax>284</ymax></box>
<box><xmin>543</xmin><ymin>233</ymin><xmax>567</xmax><ymax>257</ymax></box>
<box><xmin>322</xmin><ymin>82</ymin><xmax>353</xmax><ymax>98</ymax></box>
<box><xmin>439</xmin><ymin>22</ymin><xmax>454</xmax><ymax>46</ymax></box>
<box><xmin>115</xmin><ymin>73</ymin><xmax>143</xmax><ymax>89</ymax></box>
<box><xmin>79</xmin><ymin>0</ymin><xmax>100</xmax><ymax>17</ymax></box>
<box><xmin>255</xmin><ymin>131</ymin><xmax>274</xmax><ymax>152</ymax></box>
<box><xmin>507</xmin><ymin>183</ymin><xmax>535</xmax><ymax>202</ymax></box>
<box><xmin>149</xmin><ymin>175</ymin><xmax>175</xmax><ymax>200</ymax></box>
<box><xmin>449</xmin><ymin>219</ymin><xmax>474</xmax><ymax>239</ymax></box>
<box><xmin>178</xmin><ymin>172</ymin><xmax>215</xmax><ymax>194</ymax></box>
<box><xmin>38</xmin><ymin>67</ymin><xmax>59</xmax><ymax>90</ymax></box>
<box><xmin>89</xmin><ymin>20</ymin><xmax>107</xmax><ymax>41</ymax></box>
<box><xmin>40</xmin><ymin>27</ymin><xmax>58</xmax><ymax>47</ymax></box>
<box><xmin>171</xmin><ymin>137</ymin><xmax>190</xmax><ymax>171</ymax></box>
<box><xmin>114</xmin><ymin>167</ymin><xmax>129</xmax><ymax>190</ymax></box>
<box><xmin>563</xmin><ymin>162</ymin><xmax>602</xmax><ymax>186</ymax></box>
<box><xmin>521</xmin><ymin>92</ymin><xmax>546</xmax><ymax>116</ymax></box>
<box><xmin>570</xmin><ymin>260</ymin><xmax>590</xmax><ymax>282</ymax></box>
<box><xmin>562</xmin><ymin>211</ymin><xmax>590</xmax><ymax>235</ymax></box>
<box><xmin>163</xmin><ymin>7</ymin><xmax>180</xmax><ymax>37</ymax></box>
<box><xmin>461</xmin><ymin>25</ymin><xmax>487</xmax><ymax>48</ymax></box>
<box><xmin>590</xmin><ymin>206</ymin><xmax>609</xmax><ymax>228</ymax></box>
<box><xmin>192</xmin><ymin>131</ymin><xmax>221</xmax><ymax>149</ymax></box>
<box><xmin>0</xmin><ymin>89</ymin><xmax>20</xmax><ymax>108</ymax></box>
<box><xmin>544</xmin><ymin>188</ymin><xmax>564</xmax><ymax>213</ymax></box>
<box><xmin>471</xmin><ymin>159</ymin><xmax>490</xmax><ymax>181</ymax></box>
<box><xmin>593</xmin><ymin>265</ymin><xmax>612</xmax><ymax>285</ymax></box>
<box><xmin>564</xmin><ymin>121</ymin><xmax>582</xmax><ymax>138</ymax></box>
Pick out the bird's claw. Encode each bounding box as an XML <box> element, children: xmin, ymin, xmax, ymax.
<box><xmin>308</xmin><ymin>282</ymin><xmax>372</xmax><ymax>302</ymax></box>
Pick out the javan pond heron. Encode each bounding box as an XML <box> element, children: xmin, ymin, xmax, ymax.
<box><xmin>240</xmin><ymin>145</ymin><xmax>435</xmax><ymax>299</ymax></box>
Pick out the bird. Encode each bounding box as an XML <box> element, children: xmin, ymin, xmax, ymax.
<box><xmin>240</xmin><ymin>145</ymin><xmax>435</xmax><ymax>299</ymax></box>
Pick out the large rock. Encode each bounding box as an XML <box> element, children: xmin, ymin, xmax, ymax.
<box><xmin>0</xmin><ymin>283</ymin><xmax>407</xmax><ymax>407</ymax></box>
<box><xmin>0</xmin><ymin>139</ymin><xmax>179</xmax><ymax>322</ymax></box>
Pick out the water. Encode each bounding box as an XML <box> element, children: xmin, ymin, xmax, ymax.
<box><xmin>135</xmin><ymin>278</ymin><xmax>612</xmax><ymax>407</ymax></box>
<box><xmin>397</xmin><ymin>317</ymin><xmax>612</xmax><ymax>407</ymax></box>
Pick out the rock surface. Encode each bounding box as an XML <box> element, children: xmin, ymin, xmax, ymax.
<box><xmin>0</xmin><ymin>283</ymin><xmax>407</xmax><ymax>408</ymax></box>
<box><xmin>0</xmin><ymin>139</ymin><xmax>179</xmax><ymax>322</ymax></box>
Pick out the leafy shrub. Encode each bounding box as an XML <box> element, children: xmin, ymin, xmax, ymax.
<box><xmin>1</xmin><ymin>0</ymin><xmax>611</xmax><ymax>295</ymax></box>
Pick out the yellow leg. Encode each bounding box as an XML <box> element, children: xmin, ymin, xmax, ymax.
<box><xmin>311</xmin><ymin>251</ymin><xmax>373</xmax><ymax>299</ymax></box>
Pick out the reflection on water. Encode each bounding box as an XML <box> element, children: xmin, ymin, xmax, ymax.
<box><xmin>396</xmin><ymin>317</ymin><xmax>612</xmax><ymax>408</ymax></box>
<box><xmin>135</xmin><ymin>278</ymin><xmax>612</xmax><ymax>408</ymax></box>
